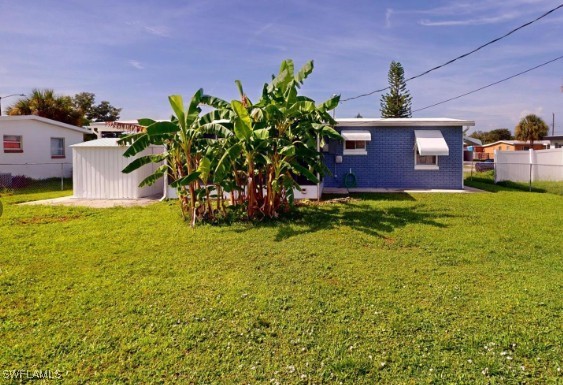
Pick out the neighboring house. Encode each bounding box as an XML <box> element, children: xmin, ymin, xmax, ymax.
<box><xmin>90</xmin><ymin>121</ymin><xmax>143</xmax><ymax>139</ymax></box>
<box><xmin>463</xmin><ymin>136</ymin><xmax>482</xmax><ymax>161</ymax></box>
<box><xmin>322</xmin><ymin>118</ymin><xmax>474</xmax><ymax>190</ymax></box>
<box><xmin>0</xmin><ymin>115</ymin><xmax>91</xmax><ymax>179</ymax></box>
<box><xmin>544</xmin><ymin>135</ymin><xmax>563</xmax><ymax>149</ymax></box>
<box><xmin>474</xmin><ymin>140</ymin><xmax>550</xmax><ymax>160</ymax></box>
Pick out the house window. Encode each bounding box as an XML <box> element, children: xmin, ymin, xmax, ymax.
<box><xmin>341</xmin><ymin>130</ymin><xmax>371</xmax><ymax>155</ymax></box>
<box><xmin>51</xmin><ymin>138</ymin><xmax>65</xmax><ymax>158</ymax></box>
<box><xmin>3</xmin><ymin>135</ymin><xmax>23</xmax><ymax>153</ymax></box>
<box><xmin>415</xmin><ymin>152</ymin><xmax>438</xmax><ymax>169</ymax></box>
<box><xmin>413</xmin><ymin>130</ymin><xmax>448</xmax><ymax>170</ymax></box>
<box><xmin>344</xmin><ymin>140</ymin><xmax>367</xmax><ymax>155</ymax></box>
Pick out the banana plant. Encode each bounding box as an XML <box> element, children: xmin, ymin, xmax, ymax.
<box><xmin>119</xmin><ymin>89</ymin><xmax>232</xmax><ymax>224</ymax></box>
<box><xmin>120</xmin><ymin>59</ymin><xmax>342</xmax><ymax>224</ymax></box>
<box><xmin>210</xmin><ymin>59</ymin><xmax>341</xmax><ymax>219</ymax></box>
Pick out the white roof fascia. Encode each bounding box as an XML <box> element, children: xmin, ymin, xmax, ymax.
<box><xmin>71</xmin><ymin>138</ymin><xmax>124</xmax><ymax>148</ymax></box>
<box><xmin>0</xmin><ymin>115</ymin><xmax>92</xmax><ymax>134</ymax></box>
<box><xmin>71</xmin><ymin>138</ymin><xmax>163</xmax><ymax>149</ymax></box>
<box><xmin>336</xmin><ymin>118</ymin><xmax>475</xmax><ymax>127</ymax></box>
<box><xmin>341</xmin><ymin>130</ymin><xmax>372</xmax><ymax>141</ymax></box>
<box><xmin>415</xmin><ymin>130</ymin><xmax>450</xmax><ymax>156</ymax></box>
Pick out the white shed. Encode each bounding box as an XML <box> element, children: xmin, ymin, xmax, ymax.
<box><xmin>71</xmin><ymin>138</ymin><xmax>164</xmax><ymax>199</ymax></box>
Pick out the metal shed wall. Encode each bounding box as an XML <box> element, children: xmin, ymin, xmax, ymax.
<box><xmin>72</xmin><ymin>143</ymin><xmax>163</xmax><ymax>199</ymax></box>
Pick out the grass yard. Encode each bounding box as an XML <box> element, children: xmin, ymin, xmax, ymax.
<box><xmin>0</xmin><ymin>186</ymin><xmax>562</xmax><ymax>383</ymax></box>
<box><xmin>465</xmin><ymin>170</ymin><xmax>563</xmax><ymax>196</ymax></box>
<box><xmin>0</xmin><ymin>178</ymin><xmax>73</xmax><ymax>205</ymax></box>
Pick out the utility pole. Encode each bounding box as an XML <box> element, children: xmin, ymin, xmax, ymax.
<box><xmin>553</xmin><ymin>112</ymin><xmax>555</xmax><ymax>136</ymax></box>
<box><xmin>0</xmin><ymin>93</ymin><xmax>25</xmax><ymax>116</ymax></box>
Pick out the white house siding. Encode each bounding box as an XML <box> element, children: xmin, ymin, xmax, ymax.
<box><xmin>72</xmin><ymin>141</ymin><xmax>163</xmax><ymax>199</ymax></box>
<box><xmin>0</xmin><ymin>116</ymin><xmax>88</xmax><ymax>179</ymax></box>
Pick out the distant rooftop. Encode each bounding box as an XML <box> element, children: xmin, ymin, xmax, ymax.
<box><xmin>480</xmin><ymin>140</ymin><xmax>551</xmax><ymax>147</ymax></box>
<box><xmin>89</xmin><ymin>120</ymin><xmax>144</xmax><ymax>132</ymax></box>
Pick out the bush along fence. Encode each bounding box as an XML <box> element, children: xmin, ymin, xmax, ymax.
<box><xmin>0</xmin><ymin>162</ymin><xmax>72</xmax><ymax>194</ymax></box>
<box><xmin>495</xmin><ymin>148</ymin><xmax>563</xmax><ymax>190</ymax></box>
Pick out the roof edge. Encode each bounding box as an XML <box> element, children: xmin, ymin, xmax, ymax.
<box><xmin>335</xmin><ymin>118</ymin><xmax>475</xmax><ymax>127</ymax></box>
<box><xmin>480</xmin><ymin>140</ymin><xmax>551</xmax><ymax>147</ymax></box>
<box><xmin>0</xmin><ymin>115</ymin><xmax>92</xmax><ymax>134</ymax></box>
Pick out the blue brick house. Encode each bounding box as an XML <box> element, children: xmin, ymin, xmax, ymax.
<box><xmin>319</xmin><ymin>118</ymin><xmax>475</xmax><ymax>192</ymax></box>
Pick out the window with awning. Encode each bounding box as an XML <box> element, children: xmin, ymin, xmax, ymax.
<box><xmin>414</xmin><ymin>130</ymin><xmax>449</xmax><ymax>156</ymax></box>
<box><xmin>414</xmin><ymin>130</ymin><xmax>449</xmax><ymax>170</ymax></box>
<box><xmin>342</xmin><ymin>130</ymin><xmax>371</xmax><ymax>155</ymax></box>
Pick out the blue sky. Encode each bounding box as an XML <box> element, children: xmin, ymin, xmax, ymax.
<box><xmin>0</xmin><ymin>0</ymin><xmax>561</xmax><ymax>134</ymax></box>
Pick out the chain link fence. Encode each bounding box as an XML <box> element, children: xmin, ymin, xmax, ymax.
<box><xmin>0</xmin><ymin>163</ymin><xmax>73</xmax><ymax>196</ymax></box>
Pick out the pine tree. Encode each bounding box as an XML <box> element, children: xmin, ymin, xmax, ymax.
<box><xmin>380</xmin><ymin>61</ymin><xmax>412</xmax><ymax>118</ymax></box>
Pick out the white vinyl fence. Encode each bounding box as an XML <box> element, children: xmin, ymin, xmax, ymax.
<box><xmin>495</xmin><ymin>148</ymin><xmax>563</xmax><ymax>183</ymax></box>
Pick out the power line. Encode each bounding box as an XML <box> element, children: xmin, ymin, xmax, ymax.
<box><xmin>412</xmin><ymin>54</ymin><xmax>563</xmax><ymax>112</ymax></box>
<box><xmin>342</xmin><ymin>3</ymin><xmax>563</xmax><ymax>102</ymax></box>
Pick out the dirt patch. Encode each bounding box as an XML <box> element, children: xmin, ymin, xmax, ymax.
<box><xmin>297</xmin><ymin>197</ymin><xmax>360</xmax><ymax>206</ymax></box>
<box><xmin>14</xmin><ymin>214</ymin><xmax>83</xmax><ymax>225</ymax></box>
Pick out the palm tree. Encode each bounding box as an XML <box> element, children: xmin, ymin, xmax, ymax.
<box><xmin>6</xmin><ymin>89</ymin><xmax>82</xmax><ymax>126</ymax></box>
<box><xmin>515</xmin><ymin>114</ymin><xmax>549</xmax><ymax>146</ymax></box>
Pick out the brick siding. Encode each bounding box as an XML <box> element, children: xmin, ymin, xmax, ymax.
<box><xmin>322</xmin><ymin>126</ymin><xmax>463</xmax><ymax>189</ymax></box>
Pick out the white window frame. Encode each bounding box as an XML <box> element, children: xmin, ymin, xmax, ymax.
<box><xmin>343</xmin><ymin>140</ymin><xmax>368</xmax><ymax>155</ymax></box>
<box><xmin>3</xmin><ymin>135</ymin><xmax>23</xmax><ymax>153</ymax></box>
<box><xmin>51</xmin><ymin>137</ymin><xmax>65</xmax><ymax>158</ymax></box>
<box><xmin>414</xmin><ymin>145</ymin><xmax>439</xmax><ymax>170</ymax></box>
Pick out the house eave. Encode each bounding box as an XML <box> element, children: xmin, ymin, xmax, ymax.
<box><xmin>0</xmin><ymin>115</ymin><xmax>92</xmax><ymax>134</ymax></box>
<box><xmin>335</xmin><ymin>118</ymin><xmax>475</xmax><ymax>127</ymax></box>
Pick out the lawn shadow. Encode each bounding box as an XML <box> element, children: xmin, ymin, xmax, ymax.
<box><xmin>464</xmin><ymin>177</ymin><xmax>549</xmax><ymax>194</ymax></box>
<box><xmin>273</xmin><ymin>197</ymin><xmax>452</xmax><ymax>241</ymax></box>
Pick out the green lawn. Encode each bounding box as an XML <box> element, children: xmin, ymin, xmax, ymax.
<box><xmin>0</xmin><ymin>187</ymin><xmax>562</xmax><ymax>383</ymax></box>
<box><xmin>465</xmin><ymin>171</ymin><xmax>563</xmax><ymax>196</ymax></box>
<box><xmin>0</xmin><ymin>178</ymin><xmax>73</xmax><ymax>205</ymax></box>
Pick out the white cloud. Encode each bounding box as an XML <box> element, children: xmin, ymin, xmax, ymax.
<box><xmin>144</xmin><ymin>25</ymin><xmax>171</xmax><ymax>37</ymax></box>
<box><xmin>519</xmin><ymin>107</ymin><xmax>544</xmax><ymax>119</ymax></box>
<box><xmin>419</xmin><ymin>12</ymin><xmax>520</xmax><ymax>26</ymax></box>
<box><xmin>129</xmin><ymin>60</ymin><xmax>145</xmax><ymax>70</ymax></box>
<box><xmin>385</xmin><ymin>9</ymin><xmax>393</xmax><ymax>28</ymax></box>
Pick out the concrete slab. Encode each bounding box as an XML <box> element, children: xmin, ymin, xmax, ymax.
<box><xmin>19</xmin><ymin>195</ymin><xmax>162</xmax><ymax>208</ymax></box>
<box><xmin>323</xmin><ymin>186</ymin><xmax>485</xmax><ymax>194</ymax></box>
